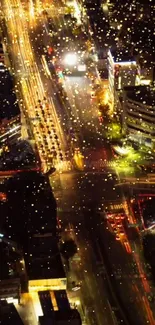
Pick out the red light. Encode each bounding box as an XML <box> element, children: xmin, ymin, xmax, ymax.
<box><xmin>48</xmin><ymin>47</ymin><xmax>53</xmax><ymax>55</ymax></box>
<box><xmin>99</xmin><ymin>116</ymin><xmax>103</xmax><ymax>122</ymax></box>
<box><xmin>0</xmin><ymin>192</ymin><xmax>7</xmax><ymax>201</ymax></box>
<box><xmin>114</xmin><ymin>64</ymin><xmax>120</xmax><ymax>78</ymax></box>
<box><xmin>138</xmin><ymin>194</ymin><xmax>155</xmax><ymax>197</ymax></box>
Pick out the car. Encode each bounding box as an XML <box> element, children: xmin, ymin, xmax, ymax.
<box><xmin>106</xmin><ymin>213</ymin><xmax>113</xmax><ymax>219</ymax></box>
<box><xmin>90</xmin><ymin>90</ymin><xmax>96</xmax><ymax>100</ymax></box>
<box><xmin>119</xmin><ymin>230</ymin><xmax>125</xmax><ymax>237</ymax></box>
<box><xmin>116</xmin><ymin>223</ymin><xmax>123</xmax><ymax>229</ymax></box>
<box><xmin>115</xmin><ymin>215</ymin><xmax>125</xmax><ymax>220</ymax></box>
<box><xmin>99</xmin><ymin>115</ymin><xmax>104</xmax><ymax>123</ymax></box>
<box><xmin>109</xmin><ymin>221</ymin><xmax>115</xmax><ymax>227</ymax></box>
<box><xmin>98</xmin><ymin>110</ymin><xmax>104</xmax><ymax>122</ymax></box>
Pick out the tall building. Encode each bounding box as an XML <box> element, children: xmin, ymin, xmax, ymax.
<box><xmin>0</xmin><ymin>301</ymin><xmax>24</xmax><ymax>325</ymax></box>
<box><xmin>0</xmin><ymin>66</ymin><xmax>21</xmax><ymax>152</ymax></box>
<box><xmin>136</xmin><ymin>54</ymin><xmax>155</xmax><ymax>86</ymax></box>
<box><xmin>0</xmin><ymin>43</ymin><xmax>5</xmax><ymax>64</ymax></box>
<box><xmin>2</xmin><ymin>171</ymin><xmax>57</xmax><ymax>244</ymax></box>
<box><xmin>122</xmin><ymin>86</ymin><xmax>155</xmax><ymax>148</ymax></box>
<box><xmin>0</xmin><ymin>232</ymin><xmax>22</xmax><ymax>305</ymax></box>
<box><xmin>108</xmin><ymin>49</ymin><xmax>137</xmax><ymax>111</ymax></box>
<box><xmin>27</xmin><ymin>235</ymin><xmax>67</xmax><ymax>293</ymax></box>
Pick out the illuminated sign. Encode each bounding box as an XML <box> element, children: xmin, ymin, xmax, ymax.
<box><xmin>0</xmin><ymin>297</ymin><xmax>18</xmax><ymax>304</ymax></box>
<box><xmin>78</xmin><ymin>64</ymin><xmax>86</xmax><ymax>72</ymax></box>
<box><xmin>29</xmin><ymin>278</ymin><xmax>67</xmax><ymax>293</ymax></box>
<box><xmin>114</xmin><ymin>61</ymin><xmax>136</xmax><ymax>66</ymax></box>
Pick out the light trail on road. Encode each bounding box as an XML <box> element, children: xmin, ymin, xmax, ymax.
<box><xmin>2</xmin><ymin>0</ymin><xmax>68</xmax><ymax>172</ymax></box>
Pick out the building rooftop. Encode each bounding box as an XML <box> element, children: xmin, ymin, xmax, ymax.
<box><xmin>110</xmin><ymin>48</ymin><xmax>135</xmax><ymax>64</ymax></box>
<box><xmin>0</xmin><ymin>140</ymin><xmax>37</xmax><ymax>171</ymax></box>
<box><xmin>124</xmin><ymin>86</ymin><xmax>155</xmax><ymax>107</ymax></box>
<box><xmin>0</xmin><ymin>68</ymin><xmax>14</xmax><ymax>95</ymax></box>
<box><xmin>39</xmin><ymin>309</ymin><xmax>82</xmax><ymax>325</ymax></box>
<box><xmin>2</xmin><ymin>171</ymin><xmax>57</xmax><ymax>245</ymax></box>
<box><xmin>26</xmin><ymin>236</ymin><xmax>65</xmax><ymax>280</ymax></box>
<box><xmin>0</xmin><ymin>301</ymin><xmax>24</xmax><ymax>324</ymax></box>
<box><xmin>0</xmin><ymin>93</ymin><xmax>20</xmax><ymax>120</ymax></box>
<box><xmin>0</xmin><ymin>238</ymin><xmax>21</xmax><ymax>280</ymax></box>
<box><xmin>0</xmin><ymin>68</ymin><xmax>20</xmax><ymax>121</ymax></box>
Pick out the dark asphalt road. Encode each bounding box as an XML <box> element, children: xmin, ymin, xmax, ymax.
<box><xmin>50</xmin><ymin>170</ymin><xmax>123</xmax><ymax>325</ymax></box>
<box><xmin>50</xmin><ymin>170</ymin><xmax>155</xmax><ymax>325</ymax></box>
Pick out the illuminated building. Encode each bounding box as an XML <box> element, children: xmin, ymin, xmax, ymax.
<box><xmin>136</xmin><ymin>195</ymin><xmax>155</xmax><ymax>231</ymax></box>
<box><xmin>0</xmin><ymin>67</ymin><xmax>21</xmax><ymax>151</ymax></box>
<box><xmin>108</xmin><ymin>49</ymin><xmax>137</xmax><ymax>111</ymax></box>
<box><xmin>122</xmin><ymin>86</ymin><xmax>155</xmax><ymax>148</ymax></box>
<box><xmin>0</xmin><ymin>116</ymin><xmax>21</xmax><ymax>149</ymax></box>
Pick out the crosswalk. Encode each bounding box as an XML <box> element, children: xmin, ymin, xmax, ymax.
<box><xmin>83</xmin><ymin>159</ymin><xmax>115</xmax><ymax>170</ymax></box>
<box><xmin>55</xmin><ymin>159</ymin><xmax>116</xmax><ymax>173</ymax></box>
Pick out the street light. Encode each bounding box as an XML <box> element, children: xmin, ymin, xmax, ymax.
<box><xmin>75</xmin><ymin>300</ymin><xmax>80</xmax><ymax>306</ymax></box>
<box><xmin>64</xmin><ymin>53</ymin><xmax>78</xmax><ymax>66</ymax></box>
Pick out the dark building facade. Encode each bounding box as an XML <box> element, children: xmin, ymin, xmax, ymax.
<box><xmin>0</xmin><ymin>301</ymin><xmax>24</xmax><ymax>325</ymax></box>
<box><xmin>39</xmin><ymin>309</ymin><xmax>82</xmax><ymax>325</ymax></box>
<box><xmin>108</xmin><ymin>0</ymin><xmax>155</xmax><ymax>27</ymax></box>
<box><xmin>0</xmin><ymin>66</ymin><xmax>21</xmax><ymax>151</ymax></box>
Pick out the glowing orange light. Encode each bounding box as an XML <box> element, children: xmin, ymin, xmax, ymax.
<box><xmin>0</xmin><ymin>192</ymin><xmax>7</xmax><ymax>201</ymax></box>
<box><xmin>48</xmin><ymin>47</ymin><xmax>53</xmax><ymax>55</ymax></box>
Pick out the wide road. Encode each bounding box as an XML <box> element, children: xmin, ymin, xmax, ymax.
<box><xmin>63</xmin><ymin>76</ymin><xmax>103</xmax><ymax>145</ymax></box>
<box><xmin>1</xmin><ymin>0</ymin><xmax>67</xmax><ymax>173</ymax></box>
<box><xmin>2</xmin><ymin>0</ymin><xmax>155</xmax><ymax>324</ymax></box>
<box><xmin>50</xmin><ymin>169</ymin><xmax>155</xmax><ymax>325</ymax></box>
<box><xmin>50</xmin><ymin>170</ymin><xmax>123</xmax><ymax>325</ymax></box>
<box><xmin>28</xmin><ymin>11</ymin><xmax>114</xmax><ymax>168</ymax></box>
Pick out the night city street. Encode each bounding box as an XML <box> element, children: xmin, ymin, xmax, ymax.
<box><xmin>1</xmin><ymin>1</ymin><xmax>155</xmax><ymax>325</ymax></box>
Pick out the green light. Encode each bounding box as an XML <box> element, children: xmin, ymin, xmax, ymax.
<box><xmin>58</xmin><ymin>71</ymin><xmax>64</xmax><ymax>79</ymax></box>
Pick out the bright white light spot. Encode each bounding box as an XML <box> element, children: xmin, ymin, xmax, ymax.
<box><xmin>64</xmin><ymin>53</ymin><xmax>78</xmax><ymax>66</ymax></box>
